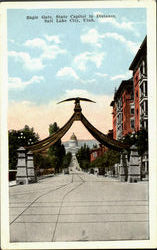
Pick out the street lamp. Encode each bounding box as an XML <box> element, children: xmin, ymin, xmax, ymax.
<box><xmin>28</xmin><ymin>138</ymin><xmax>33</xmax><ymax>145</ymax></box>
<box><xmin>18</xmin><ymin>132</ymin><xmax>26</xmax><ymax>145</ymax></box>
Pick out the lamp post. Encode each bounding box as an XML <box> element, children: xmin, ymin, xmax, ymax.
<box><xmin>28</xmin><ymin>138</ymin><xmax>33</xmax><ymax>145</ymax></box>
<box><xmin>18</xmin><ymin>132</ymin><xmax>26</xmax><ymax>146</ymax></box>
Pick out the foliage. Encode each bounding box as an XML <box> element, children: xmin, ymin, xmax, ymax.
<box><xmin>76</xmin><ymin>144</ymin><xmax>90</xmax><ymax>170</ymax></box>
<box><xmin>34</xmin><ymin>153</ymin><xmax>53</xmax><ymax>170</ymax></box>
<box><xmin>62</xmin><ymin>152</ymin><xmax>72</xmax><ymax>169</ymax></box>
<box><xmin>122</xmin><ymin>129</ymin><xmax>148</xmax><ymax>157</ymax></box>
<box><xmin>90</xmin><ymin>149</ymin><xmax>120</xmax><ymax>172</ymax></box>
<box><xmin>9</xmin><ymin>125</ymin><xmax>39</xmax><ymax>170</ymax></box>
<box><xmin>135</xmin><ymin>129</ymin><xmax>148</xmax><ymax>156</ymax></box>
<box><xmin>48</xmin><ymin>122</ymin><xmax>65</xmax><ymax>173</ymax></box>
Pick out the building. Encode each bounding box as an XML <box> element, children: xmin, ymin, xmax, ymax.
<box><xmin>110</xmin><ymin>78</ymin><xmax>134</xmax><ymax>140</ymax></box>
<box><xmin>129</xmin><ymin>36</ymin><xmax>148</xmax><ymax>131</ymax></box>
<box><xmin>110</xmin><ymin>36</ymin><xmax>148</xmax><ymax>180</ymax></box>
<box><xmin>65</xmin><ymin>133</ymin><xmax>80</xmax><ymax>155</ymax></box>
<box><xmin>90</xmin><ymin>144</ymin><xmax>108</xmax><ymax>162</ymax></box>
<box><xmin>129</xmin><ymin>36</ymin><xmax>148</xmax><ymax>179</ymax></box>
<box><xmin>110</xmin><ymin>36</ymin><xmax>147</xmax><ymax>139</ymax></box>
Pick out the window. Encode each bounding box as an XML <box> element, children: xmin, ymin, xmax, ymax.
<box><xmin>93</xmin><ymin>152</ymin><xmax>97</xmax><ymax>158</ymax></box>
<box><xmin>130</xmin><ymin>107</ymin><xmax>134</xmax><ymax>115</ymax></box>
<box><xmin>131</xmin><ymin>91</ymin><xmax>134</xmax><ymax>100</ymax></box>
<box><xmin>145</xmin><ymin>81</ymin><xmax>147</xmax><ymax>97</ymax></box>
<box><xmin>131</xmin><ymin>119</ymin><xmax>134</xmax><ymax>129</ymax></box>
<box><xmin>145</xmin><ymin>101</ymin><xmax>148</xmax><ymax>115</ymax></box>
<box><xmin>136</xmin><ymin>91</ymin><xmax>138</xmax><ymax>98</ymax></box>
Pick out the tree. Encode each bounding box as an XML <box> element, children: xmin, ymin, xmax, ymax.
<box><xmin>122</xmin><ymin>129</ymin><xmax>148</xmax><ymax>157</ymax></box>
<box><xmin>48</xmin><ymin>122</ymin><xmax>65</xmax><ymax>173</ymax></box>
<box><xmin>9</xmin><ymin>126</ymin><xmax>39</xmax><ymax>170</ymax></box>
<box><xmin>136</xmin><ymin>129</ymin><xmax>148</xmax><ymax>156</ymax></box>
<box><xmin>62</xmin><ymin>152</ymin><xmax>72</xmax><ymax>169</ymax></box>
<box><xmin>89</xmin><ymin>149</ymin><xmax>120</xmax><ymax>174</ymax></box>
<box><xmin>76</xmin><ymin>144</ymin><xmax>90</xmax><ymax>170</ymax></box>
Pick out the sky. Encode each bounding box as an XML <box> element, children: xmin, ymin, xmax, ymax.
<box><xmin>7</xmin><ymin>8</ymin><xmax>146</xmax><ymax>141</ymax></box>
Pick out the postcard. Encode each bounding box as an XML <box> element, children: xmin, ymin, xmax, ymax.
<box><xmin>0</xmin><ymin>0</ymin><xmax>156</xmax><ymax>249</ymax></box>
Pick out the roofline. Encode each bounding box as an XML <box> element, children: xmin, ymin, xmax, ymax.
<box><xmin>114</xmin><ymin>78</ymin><xmax>133</xmax><ymax>100</ymax></box>
<box><xmin>129</xmin><ymin>36</ymin><xmax>147</xmax><ymax>70</ymax></box>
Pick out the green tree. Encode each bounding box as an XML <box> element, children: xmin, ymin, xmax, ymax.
<box><xmin>9</xmin><ymin>126</ymin><xmax>39</xmax><ymax>170</ymax></box>
<box><xmin>76</xmin><ymin>144</ymin><xmax>90</xmax><ymax>170</ymax></box>
<box><xmin>122</xmin><ymin>129</ymin><xmax>148</xmax><ymax>157</ymax></box>
<box><xmin>89</xmin><ymin>149</ymin><xmax>120</xmax><ymax>174</ymax></box>
<box><xmin>62</xmin><ymin>152</ymin><xmax>72</xmax><ymax>169</ymax></box>
<box><xmin>48</xmin><ymin>122</ymin><xmax>65</xmax><ymax>173</ymax></box>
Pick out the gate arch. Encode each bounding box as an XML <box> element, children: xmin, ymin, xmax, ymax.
<box><xmin>25</xmin><ymin>97</ymin><xmax>129</xmax><ymax>153</ymax></box>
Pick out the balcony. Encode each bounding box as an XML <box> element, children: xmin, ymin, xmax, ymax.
<box><xmin>139</xmin><ymin>74</ymin><xmax>147</xmax><ymax>85</ymax></box>
<box><xmin>140</xmin><ymin>93</ymin><xmax>148</xmax><ymax>103</ymax></box>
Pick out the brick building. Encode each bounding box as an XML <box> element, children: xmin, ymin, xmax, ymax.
<box><xmin>110</xmin><ymin>78</ymin><xmax>134</xmax><ymax>140</ymax></box>
<box><xmin>110</xmin><ymin>36</ymin><xmax>148</xmax><ymax>180</ymax></box>
<box><xmin>90</xmin><ymin>144</ymin><xmax>108</xmax><ymax>162</ymax></box>
<box><xmin>129</xmin><ymin>36</ymin><xmax>148</xmax><ymax>131</ymax></box>
<box><xmin>110</xmin><ymin>36</ymin><xmax>147</xmax><ymax>139</ymax></box>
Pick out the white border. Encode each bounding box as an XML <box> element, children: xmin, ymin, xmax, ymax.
<box><xmin>0</xmin><ymin>1</ymin><xmax>156</xmax><ymax>249</ymax></box>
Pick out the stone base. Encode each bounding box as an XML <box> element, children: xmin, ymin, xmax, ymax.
<box><xmin>119</xmin><ymin>175</ymin><xmax>126</xmax><ymax>182</ymax></box>
<box><xmin>128</xmin><ymin>175</ymin><xmax>141</xmax><ymax>183</ymax></box>
<box><xmin>16</xmin><ymin>177</ymin><xmax>28</xmax><ymax>185</ymax></box>
<box><xmin>28</xmin><ymin>176</ymin><xmax>37</xmax><ymax>183</ymax></box>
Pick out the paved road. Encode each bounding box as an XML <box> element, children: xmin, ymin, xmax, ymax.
<box><xmin>9</xmin><ymin>172</ymin><xmax>149</xmax><ymax>242</ymax></box>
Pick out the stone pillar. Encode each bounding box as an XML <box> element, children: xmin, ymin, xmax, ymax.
<box><xmin>119</xmin><ymin>150</ymin><xmax>128</xmax><ymax>182</ymax></box>
<box><xmin>128</xmin><ymin>145</ymin><xmax>141</xmax><ymax>183</ymax></box>
<box><xmin>114</xmin><ymin>163</ymin><xmax>119</xmax><ymax>178</ymax></box>
<box><xmin>27</xmin><ymin>151</ymin><xmax>37</xmax><ymax>183</ymax></box>
<box><xmin>16</xmin><ymin>147</ymin><xmax>28</xmax><ymax>185</ymax></box>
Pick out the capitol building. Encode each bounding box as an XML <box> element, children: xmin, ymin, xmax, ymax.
<box><xmin>65</xmin><ymin>133</ymin><xmax>80</xmax><ymax>156</ymax></box>
<box><xmin>65</xmin><ymin>133</ymin><xmax>81</xmax><ymax>172</ymax></box>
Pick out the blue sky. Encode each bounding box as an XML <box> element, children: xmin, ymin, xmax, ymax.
<box><xmin>7</xmin><ymin>8</ymin><xmax>146</xmax><ymax>140</ymax></box>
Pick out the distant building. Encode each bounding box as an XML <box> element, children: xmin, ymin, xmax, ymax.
<box><xmin>90</xmin><ymin>144</ymin><xmax>108</xmax><ymax>162</ymax></box>
<box><xmin>65</xmin><ymin>133</ymin><xmax>79</xmax><ymax>155</ymax></box>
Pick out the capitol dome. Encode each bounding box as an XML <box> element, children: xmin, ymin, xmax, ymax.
<box><xmin>70</xmin><ymin>133</ymin><xmax>77</xmax><ymax>141</ymax></box>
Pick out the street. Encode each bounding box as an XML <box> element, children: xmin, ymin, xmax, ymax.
<box><xmin>9</xmin><ymin>172</ymin><xmax>149</xmax><ymax>242</ymax></box>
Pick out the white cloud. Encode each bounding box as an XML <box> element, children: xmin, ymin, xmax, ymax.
<box><xmin>94</xmin><ymin>12</ymin><xmax>139</xmax><ymax>34</ymax></box>
<box><xmin>102</xmin><ymin>32</ymin><xmax>139</xmax><ymax>54</ymax></box>
<box><xmin>95</xmin><ymin>72</ymin><xmax>108</xmax><ymax>77</ymax></box>
<box><xmin>8</xmin><ymin>76</ymin><xmax>44</xmax><ymax>89</ymax></box>
<box><xmin>24</xmin><ymin>38</ymin><xmax>47</xmax><ymax>49</ymax></box>
<box><xmin>9</xmin><ymin>39</ymin><xmax>15</xmax><ymax>43</ymax></box>
<box><xmin>110</xmin><ymin>71</ymin><xmax>132</xmax><ymax>81</ymax></box>
<box><xmin>80</xmin><ymin>28</ymin><xmax>139</xmax><ymax>54</ymax></box>
<box><xmin>24</xmin><ymin>37</ymin><xmax>66</xmax><ymax>60</ymax></box>
<box><xmin>81</xmin><ymin>29</ymin><xmax>104</xmax><ymax>47</ymax></box>
<box><xmin>56</xmin><ymin>67</ymin><xmax>79</xmax><ymax>80</ymax></box>
<box><xmin>41</xmin><ymin>45</ymin><xmax>66</xmax><ymax>60</ymax></box>
<box><xmin>56</xmin><ymin>67</ymin><xmax>96</xmax><ymax>84</ymax></box>
<box><xmin>8</xmin><ymin>51</ymin><xmax>44</xmax><ymax>71</ymax></box>
<box><xmin>44</xmin><ymin>35</ymin><xmax>61</xmax><ymax>44</ymax></box>
<box><xmin>74</xmin><ymin>51</ymin><xmax>105</xmax><ymax>71</ymax></box>
<box><xmin>9</xmin><ymin>36</ymin><xmax>66</xmax><ymax>71</ymax></box>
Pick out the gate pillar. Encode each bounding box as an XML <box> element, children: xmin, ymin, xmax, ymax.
<box><xmin>119</xmin><ymin>150</ymin><xmax>128</xmax><ymax>182</ymax></box>
<box><xmin>27</xmin><ymin>151</ymin><xmax>37</xmax><ymax>183</ymax></box>
<box><xmin>16</xmin><ymin>147</ymin><xmax>28</xmax><ymax>185</ymax></box>
<box><xmin>128</xmin><ymin>145</ymin><xmax>141</xmax><ymax>183</ymax></box>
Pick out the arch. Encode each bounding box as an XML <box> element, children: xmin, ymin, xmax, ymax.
<box><xmin>26</xmin><ymin>98</ymin><xmax>129</xmax><ymax>153</ymax></box>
